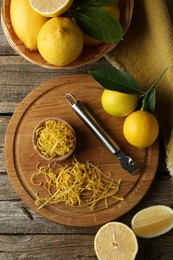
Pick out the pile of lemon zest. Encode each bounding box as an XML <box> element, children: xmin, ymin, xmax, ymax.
<box><xmin>35</xmin><ymin>120</ymin><xmax>75</xmax><ymax>159</ymax></box>
<box><xmin>32</xmin><ymin>157</ymin><xmax>124</xmax><ymax>211</ymax></box>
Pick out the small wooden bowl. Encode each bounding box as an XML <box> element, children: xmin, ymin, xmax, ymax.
<box><xmin>1</xmin><ymin>0</ymin><xmax>134</xmax><ymax>69</ymax></box>
<box><xmin>32</xmin><ymin>118</ymin><xmax>76</xmax><ymax>162</ymax></box>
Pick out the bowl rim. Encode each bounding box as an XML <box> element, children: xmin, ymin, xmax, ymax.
<box><xmin>1</xmin><ymin>0</ymin><xmax>134</xmax><ymax>69</ymax></box>
<box><xmin>32</xmin><ymin>117</ymin><xmax>76</xmax><ymax>162</ymax></box>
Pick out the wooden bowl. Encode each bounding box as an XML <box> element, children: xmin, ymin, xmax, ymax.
<box><xmin>32</xmin><ymin>118</ymin><xmax>76</xmax><ymax>162</ymax></box>
<box><xmin>1</xmin><ymin>0</ymin><xmax>134</xmax><ymax>69</ymax></box>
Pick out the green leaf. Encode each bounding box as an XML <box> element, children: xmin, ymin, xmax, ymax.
<box><xmin>148</xmin><ymin>67</ymin><xmax>169</xmax><ymax>90</ymax></box>
<box><xmin>89</xmin><ymin>68</ymin><xmax>142</xmax><ymax>94</ymax></box>
<box><xmin>70</xmin><ymin>7</ymin><xmax>123</xmax><ymax>43</ymax></box>
<box><xmin>92</xmin><ymin>0</ymin><xmax>117</xmax><ymax>7</ymax></box>
<box><xmin>139</xmin><ymin>67</ymin><xmax>168</xmax><ymax>112</ymax></box>
<box><xmin>140</xmin><ymin>87</ymin><xmax>156</xmax><ymax>113</ymax></box>
<box><xmin>72</xmin><ymin>0</ymin><xmax>116</xmax><ymax>8</ymax></box>
<box><xmin>71</xmin><ymin>0</ymin><xmax>95</xmax><ymax>8</ymax></box>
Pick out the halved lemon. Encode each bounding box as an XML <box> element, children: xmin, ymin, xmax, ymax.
<box><xmin>30</xmin><ymin>0</ymin><xmax>74</xmax><ymax>17</ymax></box>
<box><xmin>131</xmin><ymin>205</ymin><xmax>173</xmax><ymax>238</ymax></box>
<box><xmin>94</xmin><ymin>222</ymin><xmax>138</xmax><ymax>260</ymax></box>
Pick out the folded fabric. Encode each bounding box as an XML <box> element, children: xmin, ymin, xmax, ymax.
<box><xmin>105</xmin><ymin>0</ymin><xmax>173</xmax><ymax>176</ymax></box>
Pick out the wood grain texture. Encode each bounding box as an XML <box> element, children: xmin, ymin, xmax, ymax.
<box><xmin>0</xmin><ymin>80</ymin><xmax>171</xmax><ymax>252</ymax></box>
<box><xmin>4</xmin><ymin>74</ymin><xmax>159</xmax><ymax>226</ymax></box>
<box><xmin>0</xmin><ymin>233</ymin><xmax>173</xmax><ymax>260</ymax></box>
<box><xmin>0</xmin><ymin>234</ymin><xmax>97</xmax><ymax>260</ymax></box>
<box><xmin>0</xmin><ymin>0</ymin><xmax>173</xmax><ymax>258</ymax></box>
<box><xmin>0</xmin><ymin>174</ymin><xmax>172</xmax><ymax>234</ymax></box>
<box><xmin>0</xmin><ymin>57</ymin><xmax>112</xmax><ymax>113</ymax></box>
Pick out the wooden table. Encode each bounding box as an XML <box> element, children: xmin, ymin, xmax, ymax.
<box><xmin>0</xmin><ymin>0</ymin><xmax>173</xmax><ymax>259</ymax></box>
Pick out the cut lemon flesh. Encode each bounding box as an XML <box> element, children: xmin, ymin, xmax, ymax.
<box><xmin>94</xmin><ymin>222</ymin><xmax>138</xmax><ymax>260</ymax></box>
<box><xmin>30</xmin><ymin>0</ymin><xmax>74</xmax><ymax>17</ymax></box>
<box><xmin>131</xmin><ymin>205</ymin><xmax>173</xmax><ymax>238</ymax></box>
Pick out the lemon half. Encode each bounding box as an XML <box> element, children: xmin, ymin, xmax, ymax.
<box><xmin>94</xmin><ymin>222</ymin><xmax>138</xmax><ymax>260</ymax></box>
<box><xmin>30</xmin><ymin>0</ymin><xmax>74</xmax><ymax>17</ymax></box>
<box><xmin>131</xmin><ymin>205</ymin><xmax>173</xmax><ymax>238</ymax></box>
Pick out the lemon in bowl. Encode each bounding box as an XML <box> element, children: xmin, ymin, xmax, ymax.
<box><xmin>10</xmin><ymin>0</ymin><xmax>49</xmax><ymax>51</ymax></box>
<box><xmin>32</xmin><ymin>118</ymin><xmax>76</xmax><ymax>162</ymax></box>
<box><xmin>37</xmin><ymin>17</ymin><xmax>83</xmax><ymax>66</ymax></box>
<box><xmin>1</xmin><ymin>0</ymin><xmax>134</xmax><ymax>69</ymax></box>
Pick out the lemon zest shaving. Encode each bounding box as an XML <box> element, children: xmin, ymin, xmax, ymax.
<box><xmin>35</xmin><ymin>120</ymin><xmax>75</xmax><ymax>159</ymax></box>
<box><xmin>31</xmin><ymin>157</ymin><xmax>124</xmax><ymax>211</ymax></box>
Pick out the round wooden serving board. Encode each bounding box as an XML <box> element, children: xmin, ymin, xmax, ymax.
<box><xmin>4</xmin><ymin>74</ymin><xmax>159</xmax><ymax>227</ymax></box>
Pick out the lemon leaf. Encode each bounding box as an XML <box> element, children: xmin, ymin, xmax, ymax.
<box><xmin>140</xmin><ymin>87</ymin><xmax>156</xmax><ymax>113</ymax></box>
<box><xmin>71</xmin><ymin>0</ymin><xmax>95</xmax><ymax>8</ymax></box>
<box><xmin>92</xmin><ymin>0</ymin><xmax>117</xmax><ymax>7</ymax></box>
<box><xmin>89</xmin><ymin>68</ymin><xmax>142</xmax><ymax>94</ymax></box>
<box><xmin>139</xmin><ymin>67</ymin><xmax>168</xmax><ymax>112</ymax></box>
<box><xmin>70</xmin><ymin>7</ymin><xmax>122</xmax><ymax>43</ymax></box>
<box><xmin>73</xmin><ymin>0</ymin><xmax>116</xmax><ymax>8</ymax></box>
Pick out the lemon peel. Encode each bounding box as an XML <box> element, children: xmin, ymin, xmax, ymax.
<box><xmin>10</xmin><ymin>0</ymin><xmax>48</xmax><ymax>50</ymax></box>
<box><xmin>123</xmin><ymin>110</ymin><xmax>159</xmax><ymax>148</ymax></box>
<box><xmin>101</xmin><ymin>89</ymin><xmax>138</xmax><ymax>117</ymax></box>
<box><xmin>31</xmin><ymin>157</ymin><xmax>123</xmax><ymax>211</ymax></box>
<box><xmin>35</xmin><ymin>119</ymin><xmax>75</xmax><ymax>160</ymax></box>
<box><xmin>37</xmin><ymin>17</ymin><xmax>83</xmax><ymax>66</ymax></box>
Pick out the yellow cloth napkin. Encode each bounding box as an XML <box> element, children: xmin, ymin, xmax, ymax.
<box><xmin>105</xmin><ymin>0</ymin><xmax>173</xmax><ymax>176</ymax></box>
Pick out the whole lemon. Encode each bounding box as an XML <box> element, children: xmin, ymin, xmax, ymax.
<box><xmin>123</xmin><ymin>110</ymin><xmax>159</xmax><ymax>148</ymax></box>
<box><xmin>83</xmin><ymin>1</ymin><xmax>120</xmax><ymax>46</ymax></box>
<box><xmin>37</xmin><ymin>17</ymin><xmax>84</xmax><ymax>66</ymax></box>
<box><xmin>10</xmin><ymin>0</ymin><xmax>48</xmax><ymax>51</ymax></box>
<box><xmin>102</xmin><ymin>2</ymin><xmax>120</xmax><ymax>20</ymax></box>
<box><xmin>101</xmin><ymin>89</ymin><xmax>139</xmax><ymax>117</ymax></box>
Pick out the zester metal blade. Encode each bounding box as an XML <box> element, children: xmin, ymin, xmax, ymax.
<box><xmin>66</xmin><ymin>93</ymin><xmax>140</xmax><ymax>175</ymax></box>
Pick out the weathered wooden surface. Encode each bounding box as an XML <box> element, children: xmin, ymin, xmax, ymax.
<box><xmin>4</xmin><ymin>74</ymin><xmax>159</xmax><ymax>227</ymax></box>
<box><xmin>0</xmin><ymin>0</ymin><xmax>173</xmax><ymax>259</ymax></box>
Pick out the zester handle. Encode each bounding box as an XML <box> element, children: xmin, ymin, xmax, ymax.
<box><xmin>65</xmin><ymin>93</ymin><xmax>120</xmax><ymax>155</ymax></box>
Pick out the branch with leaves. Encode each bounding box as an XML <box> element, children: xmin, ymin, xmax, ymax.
<box><xmin>89</xmin><ymin>67</ymin><xmax>168</xmax><ymax>113</ymax></box>
<box><xmin>68</xmin><ymin>0</ymin><xmax>122</xmax><ymax>43</ymax></box>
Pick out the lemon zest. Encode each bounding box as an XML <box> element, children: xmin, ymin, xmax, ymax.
<box><xmin>35</xmin><ymin>120</ymin><xmax>75</xmax><ymax>160</ymax></box>
<box><xmin>31</xmin><ymin>157</ymin><xmax>124</xmax><ymax>211</ymax></box>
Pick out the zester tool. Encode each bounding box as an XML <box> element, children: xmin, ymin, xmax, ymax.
<box><xmin>66</xmin><ymin>93</ymin><xmax>140</xmax><ymax>175</ymax></box>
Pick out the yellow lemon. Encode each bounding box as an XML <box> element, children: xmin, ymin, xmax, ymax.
<box><xmin>131</xmin><ymin>205</ymin><xmax>173</xmax><ymax>238</ymax></box>
<box><xmin>83</xmin><ymin>1</ymin><xmax>120</xmax><ymax>46</ymax></box>
<box><xmin>123</xmin><ymin>110</ymin><xmax>159</xmax><ymax>148</ymax></box>
<box><xmin>94</xmin><ymin>222</ymin><xmax>138</xmax><ymax>260</ymax></box>
<box><xmin>102</xmin><ymin>2</ymin><xmax>120</xmax><ymax>20</ymax></box>
<box><xmin>30</xmin><ymin>0</ymin><xmax>74</xmax><ymax>17</ymax></box>
<box><xmin>37</xmin><ymin>17</ymin><xmax>83</xmax><ymax>66</ymax></box>
<box><xmin>101</xmin><ymin>89</ymin><xmax>138</xmax><ymax>117</ymax></box>
<box><xmin>83</xmin><ymin>35</ymin><xmax>102</xmax><ymax>46</ymax></box>
<box><xmin>10</xmin><ymin>0</ymin><xmax>48</xmax><ymax>51</ymax></box>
